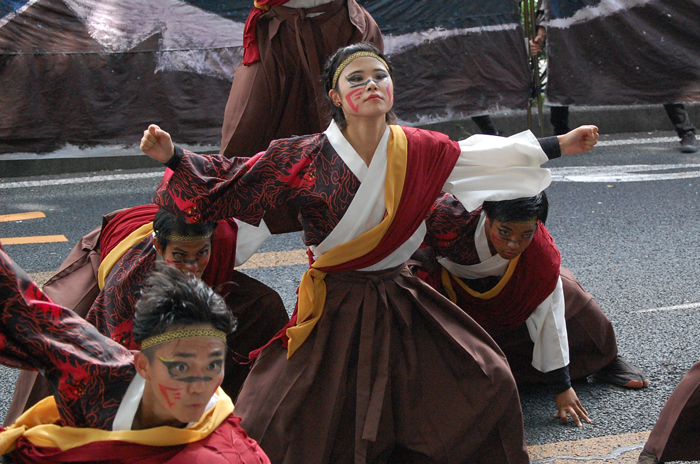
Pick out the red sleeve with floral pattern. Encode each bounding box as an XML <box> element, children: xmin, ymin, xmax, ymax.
<box><xmin>153</xmin><ymin>134</ymin><xmax>362</xmax><ymax>247</ymax></box>
<box><xmin>0</xmin><ymin>246</ymin><xmax>134</xmax><ymax>429</ymax></box>
<box><xmin>425</xmin><ymin>192</ymin><xmax>483</xmax><ymax>264</ymax></box>
<box><xmin>86</xmin><ymin>238</ymin><xmax>156</xmax><ymax>350</ymax></box>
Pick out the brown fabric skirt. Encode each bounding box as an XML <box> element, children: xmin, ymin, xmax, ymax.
<box><xmin>644</xmin><ymin>359</ymin><xmax>700</xmax><ymax>462</ymax></box>
<box><xmin>3</xmin><ymin>228</ymin><xmax>288</xmax><ymax>426</ymax></box>
<box><xmin>485</xmin><ymin>267</ymin><xmax>618</xmax><ymax>385</ymax></box>
<box><xmin>235</xmin><ymin>265</ymin><xmax>529</xmax><ymax>464</ymax></box>
<box><xmin>220</xmin><ymin>0</ymin><xmax>383</xmax><ymax>160</ymax></box>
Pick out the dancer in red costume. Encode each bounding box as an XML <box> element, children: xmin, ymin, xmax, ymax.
<box><xmin>0</xmin><ymin>247</ymin><xmax>270</xmax><ymax>463</ymax></box>
<box><xmin>413</xmin><ymin>192</ymin><xmax>648</xmax><ymax>427</ymax></box>
<box><xmin>142</xmin><ymin>43</ymin><xmax>599</xmax><ymax>463</ymax></box>
<box><xmin>4</xmin><ymin>205</ymin><xmax>288</xmax><ymax>426</ymax></box>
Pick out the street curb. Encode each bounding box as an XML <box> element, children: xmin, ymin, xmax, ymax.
<box><xmin>1</xmin><ymin>104</ymin><xmax>697</xmax><ymax>178</ymax></box>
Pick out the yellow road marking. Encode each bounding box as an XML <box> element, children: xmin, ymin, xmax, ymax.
<box><xmin>238</xmin><ymin>249</ymin><xmax>308</xmax><ymax>269</ymax></box>
<box><xmin>0</xmin><ymin>235</ymin><xmax>68</xmax><ymax>245</ymax></box>
<box><xmin>528</xmin><ymin>431</ymin><xmax>649</xmax><ymax>463</ymax></box>
<box><xmin>0</xmin><ymin>211</ymin><xmax>46</xmax><ymax>223</ymax></box>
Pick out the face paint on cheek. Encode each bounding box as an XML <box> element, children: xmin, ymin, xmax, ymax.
<box><xmin>158</xmin><ymin>384</ymin><xmax>183</xmax><ymax>408</ymax></box>
<box><xmin>387</xmin><ymin>83</ymin><xmax>393</xmax><ymax>103</ymax></box>
<box><xmin>345</xmin><ymin>88</ymin><xmax>363</xmax><ymax>112</ymax></box>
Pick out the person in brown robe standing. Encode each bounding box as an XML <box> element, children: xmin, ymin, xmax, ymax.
<box><xmin>220</xmin><ymin>0</ymin><xmax>384</xmax><ymax>161</ymax></box>
<box><xmin>638</xmin><ymin>360</ymin><xmax>700</xmax><ymax>463</ymax></box>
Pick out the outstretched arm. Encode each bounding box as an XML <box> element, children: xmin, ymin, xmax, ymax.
<box><xmin>0</xmin><ymin>246</ymin><xmax>134</xmax><ymax>428</ymax></box>
<box><xmin>558</xmin><ymin>125</ymin><xmax>599</xmax><ymax>155</ymax></box>
<box><xmin>140</xmin><ymin>124</ymin><xmax>175</xmax><ymax>164</ymax></box>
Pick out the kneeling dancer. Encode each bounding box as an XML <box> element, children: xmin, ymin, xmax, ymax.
<box><xmin>413</xmin><ymin>191</ymin><xmax>649</xmax><ymax>426</ymax></box>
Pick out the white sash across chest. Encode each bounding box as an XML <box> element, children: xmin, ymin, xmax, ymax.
<box><xmin>313</xmin><ymin>121</ymin><xmax>425</xmax><ymax>271</ymax></box>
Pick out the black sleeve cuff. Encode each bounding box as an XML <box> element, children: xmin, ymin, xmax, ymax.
<box><xmin>544</xmin><ymin>365</ymin><xmax>571</xmax><ymax>395</ymax></box>
<box><xmin>165</xmin><ymin>146</ymin><xmax>185</xmax><ymax>170</ymax></box>
<box><xmin>538</xmin><ymin>136</ymin><xmax>561</xmax><ymax>160</ymax></box>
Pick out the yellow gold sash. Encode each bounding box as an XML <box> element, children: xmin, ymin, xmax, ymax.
<box><xmin>0</xmin><ymin>388</ymin><xmax>233</xmax><ymax>454</ymax></box>
<box><xmin>286</xmin><ymin>125</ymin><xmax>408</xmax><ymax>358</ymax></box>
<box><xmin>441</xmin><ymin>255</ymin><xmax>521</xmax><ymax>303</ymax></box>
<box><xmin>97</xmin><ymin>222</ymin><xmax>154</xmax><ymax>290</ymax></box>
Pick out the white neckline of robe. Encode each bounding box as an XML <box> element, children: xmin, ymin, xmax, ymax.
<box><xmin>438</xmin><ymin>211</ymin><xmax>509</xmax><ymax>279</ymax></box>
<box><xmin>314</xmin><ymin>121</ymin><xmax>552</xmax><ymax>272</ymax></box>
<box><xmin>315</xmin><ymin>120</ymin><xmax>426</xmax><ymax>271</ymax></box>
<box><xmin>112</xmin><ymin>373</ymin><xmax>218</xmax><ymax>431</ymax></box>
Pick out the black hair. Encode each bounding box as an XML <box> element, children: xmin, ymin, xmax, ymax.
<box><xmin>322</xmin><ymin>42</ymin><xmax>397</xmax><ymax>130</ymax></box>
<box><xmin>152</xmin><ymin>208</ymin><xmax>217</xmax><ymax>250</ymax></box>
<box><xmin>481</xmin><ymin>191</ymin><xmax>549</xmax><ymax>225</ymax></box>
<box><xmin>132</xmin><ymin>265</ymin><xmax>236</xmax><ymax>353</ymax></box>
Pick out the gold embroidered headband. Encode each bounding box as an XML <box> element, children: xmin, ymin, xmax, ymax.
<box><xmin>155</xmin><ymin>232</ymin><xmax>214</xmax><ymax>242</ymax></box>
<box><xmin>331</xmin><ymin>51</ymin><xmax>389</xmax><ymax>89</ymax></box>
<box><xmin>140</xmin><ymin>328</ymin><xmax>227</xmax><ymax>351</ymax></box>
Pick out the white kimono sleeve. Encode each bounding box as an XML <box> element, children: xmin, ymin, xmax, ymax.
<box><xmin>443</xmin><ymin>131</ymin><xmax>552</xmax><ymax>212</ymax></box>
<box><xmin>233</xmin><ymin>219</ymin><xmax>271</xmax><ymax>267</ymax></box>
<box><xmin>525</xmin><ymin>277</ymin><xmax>569</xmax><ymax>373</ymax></box>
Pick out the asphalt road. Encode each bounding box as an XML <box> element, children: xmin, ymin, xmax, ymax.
<box><xmin>1</xmin><ymin>130</ymin><xmax>699</xmax><ymax>460</ymax></box>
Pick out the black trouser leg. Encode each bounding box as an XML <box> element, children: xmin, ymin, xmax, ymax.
<box><xmin>664</xmin><ymin>103</ymin><xmax>696</xmax><ymax>137</ymax></box>
<box><xmin>471</xmin><ymin>115</ymin><xmax>500</xmax><ymax>135</ymax></box>
<box><xmin>550</xmin><ymin>106</ymin><xmax>570</xmax><ymax>135</ymax></box>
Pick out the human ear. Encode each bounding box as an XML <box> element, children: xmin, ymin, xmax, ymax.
<box><xmin>134</xmin><ymin>351</ymin><xmax>152</xmax><ymax>381</ymax></box>
<box><xmin>328</xmin><ymin>89</ymin><xmax>342</xmax><ymax>108</ymax></box>
<box><xmin>153</xmin><ymin>239</ymin><xmax>165</xmax><ymax>256</ymax></box>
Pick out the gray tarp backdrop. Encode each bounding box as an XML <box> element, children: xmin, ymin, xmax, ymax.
<box><xmin>0</xmin><ymin>0</ymin><xmax>528</xmax><ymax>153</ymax></box>
<box><xmin>0</xmin><ymin>0</ymin><xmax>698</xmax><ymax>154</ymax></box>
<box><xmin>545</xmin><ymin>0</ymin><xmax>700</xmax><ymax>106</ymax></box>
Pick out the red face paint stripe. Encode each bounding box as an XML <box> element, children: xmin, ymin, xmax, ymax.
<box><xmin>159</xmin><ymin>384</ymin><xmax>183</xmax><ymax>408</ymax></box>
<box><xmin>346</xmin><ymin>89</ymin><xmax>363</xmax><ymax>113</ymax></box>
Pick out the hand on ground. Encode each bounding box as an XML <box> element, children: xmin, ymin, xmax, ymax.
<box><xmin>554</xmin><ymin>387</ymin><xmax>591</xmax><ymax>427</ymax></box>
<box><xmin>140</xmin><ymin>124</ymin><xmax>175</xmax><ymax>164</ymax></box>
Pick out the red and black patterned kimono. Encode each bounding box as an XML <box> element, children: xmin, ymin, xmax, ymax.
<box><xmin>0</xmin><ymin>246</ymin><xmax>270</xmax><ymax>464</ymax></box>
<box><xmin>153</xmin><ymin>122</ymin><xmax>559</xmax><ymax>463</ymax></box>
<box><xmin>642</xmin><ymin>360</ymin><xmax>700</xmax><ymax>461</ymax></box>
<box><xmin>418</xmin><ymin>192</ymin><xmax>617</xmax><ymax>386</ymax></box>
<box><xmin>4</xmin><ymin>204</ymin><xmax>289</xmax><ymax>426</ymax></box>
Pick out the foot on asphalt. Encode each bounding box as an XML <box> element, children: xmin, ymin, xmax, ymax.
<box><xmin>637</xmin><ymin>450</ymin><xmax>660</xmax><ymax>463</ymax></box>
<box><xmin>680</xmin><ymin>132</ymin><xmax>698</xmax><ymax>153</ymax></box>
<box><xmin>593</xmin><ymin>356</ymin><xmax>650</xmax><ymax>389</ymax></box>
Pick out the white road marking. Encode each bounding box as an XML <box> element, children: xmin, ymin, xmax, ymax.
<box><xmin>633</xmin><ymin>302</ymin><xmax>700</xmax><ymax>314</ymax></box>
<box><xmin>0</xmin><ymin>172</ymin><xmax>163</xmax><ymax>189</ymax></box>
<box><xmin>596</xmin><ymin>136</ymin><xmax>678</xmax><ymax>147</ymax></box>
<box><xmin>551</xmin><ymin>164</ymin><xmax>700</xmax><ymax>182</ymax></box>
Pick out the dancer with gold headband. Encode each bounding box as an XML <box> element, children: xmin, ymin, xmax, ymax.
<box><xmin>141</xmin><ymin>42</ymin><xmax>599</xmax><ymax>463</ymax></box>
<box><xmin>4</xmin><ymin>205</ymin><xmax>288</xmax><ymax>427</ymax></box>
<box><xmin>0</xmin><ymin>247</ymin><xmax>270</xmax><ymax>463</ymax></box>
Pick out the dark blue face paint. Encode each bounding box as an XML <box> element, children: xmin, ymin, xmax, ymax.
<box><xmin>158</xmin><ymin>357</ymin><xmax>223</xmax><ymax>383</ymax></box>
<box><xmin>348</xmin><ymin>77</ymin><xmax>380</xmax><ymax>88</ymax></box>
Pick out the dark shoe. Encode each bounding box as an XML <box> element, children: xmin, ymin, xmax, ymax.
<box><xmin>637</xmin><ymin>450</ymin><xmax>660</xmax><ymax>463</ymax></box>
<box><xmin>593</xmin><ymin>356</ymin><xmax>649</xmax><ymax>389</ymax></box>
<box><xmin>680</xmin><ymin>132</ymin><xmax>698</xmax><ymax>153</ymax></box>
